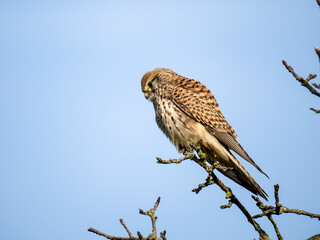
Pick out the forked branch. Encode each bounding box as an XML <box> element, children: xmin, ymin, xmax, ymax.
<box><xmin>252</xmin><ymin>184</ymin><xmax>320</xmax><ymax>240</ymax></box>
<box><xmin>252</xmin><ymin>184</ymin><xmax>320</xmax><ymax>221</ymax></box>
<box><xmin>88</xmin><ymin>197</ymin><xmax>167</xmax><ymax>240</ymax></box>
<box><xmin>157</xmin><ymin>149</ymin><xmax>320</xmax><ymax>240</ymax></box>
<box><xmin>282</xmin><ymin>46</ymin><xmax>320</xmax><ymax>113</ymax></box>
<box><xmin>282</xmin><ymin>60</ymin><xmax>319</xmax><ymax>97</ymax></box>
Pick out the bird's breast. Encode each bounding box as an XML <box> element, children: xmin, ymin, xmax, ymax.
<box><xmin>154</xmin><ymin>98</ymin><xmax>203</xmax><ymax>151</ymax></box>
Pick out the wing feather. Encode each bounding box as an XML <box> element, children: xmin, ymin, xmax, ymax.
<box><xmin>168</xmin><ymin>77</ymin><xmax>268</xmax><ymax>178</ymax></box>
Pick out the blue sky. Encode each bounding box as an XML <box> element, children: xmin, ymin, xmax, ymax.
<box><xmin>1</xmin><ymin>1</ymin><xmax>319</xmax><ymax>239</ymax></box>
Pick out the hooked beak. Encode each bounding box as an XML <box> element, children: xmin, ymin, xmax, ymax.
<box><xmin>143</xmin><ymin>88</ymin><xmax>150</xmax><ymax>99</ymax></box>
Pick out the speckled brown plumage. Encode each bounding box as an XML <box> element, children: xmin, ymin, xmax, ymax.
<box><xmin>141</xmin><ymin>68</ymin><xmax>268</xmax><ymax>200</ymax></box>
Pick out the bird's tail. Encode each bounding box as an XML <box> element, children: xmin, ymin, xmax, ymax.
<box><xmin>203</xmin><ymin>148</ymin><xmax>268</xmax><ymax>201</ymax></box>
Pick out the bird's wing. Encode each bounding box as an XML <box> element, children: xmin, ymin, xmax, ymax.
<box><xmin>168</xmin><ymin>77</ymin><xmax>269</xmax><ymax>178</ymax></box>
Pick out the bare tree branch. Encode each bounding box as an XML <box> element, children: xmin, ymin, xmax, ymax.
<box><xmin>251</xmin><ymin>184</ymin><xmax>320</xmax><ymax>239</ymax></box>
<box><xmin>158</xmin><ymin>149</ymin><xmax>320</xmax><ymax>240</ymax></box>
<box><xmin>120</xmin><ymin>219</ymin><xmax>134</xmax><ymax>238</ymax></box>
<box><xmin>139</xmin><ymin>197</ymin><xmax>161</xmax><ymax>237</ymax></box>
<box><xmin>252</xmin><ymin>186</ymin><xmax>320</xmax><ymax>221</ymax></box>
<box><xmin>282</xmin><ymin>60</ymin><xmax>320</xmax><ymax>97</ymax></box>
<box><xmin>282</xmin><ymin>58</ymin><xmax>320</xmax><ymax>113</ymax></box>
<box><xmin>157</xmin><ymin>152</ymin><xmax>271</xmax><ymax>240</ymax></box>
<box><xmin>160</xmin><ymin>230</ymin><xmax>167</xmax><ymax>240</ymax></box>
<box><xmin>282</xmin><ymin>45</ymin><xmax>320</xmax><ymax>113</ymax></box>
<box><xmin>252</xmin><ymin>190</ymin><xmax>283</xmax><ymax>240</ymax></box>
<box><xmin>88</xmin><ymin>197</ymin><xmax>166</xmax><ymax>240</ymax></box>
<box><xmin>88</xmin><ymin>227</ymin><xmax>134</xmax><ymax>240</ymax></box>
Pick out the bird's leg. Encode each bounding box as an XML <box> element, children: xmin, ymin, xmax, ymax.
<box><xmin>178</xmin><ymin>145</ymin><xmax>185</xmax><ymax>153</ymax></box>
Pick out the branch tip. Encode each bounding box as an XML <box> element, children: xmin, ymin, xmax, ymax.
<box><xmin>282</xmin><ymin>58</ymin><xmax>320</xmax><ymax>114</ymax></box>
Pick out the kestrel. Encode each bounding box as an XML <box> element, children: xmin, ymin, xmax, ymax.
<box><xmin>141</xmin><ymin>68</ymin><xmax>268</xmax><ymax>200</ymax></box>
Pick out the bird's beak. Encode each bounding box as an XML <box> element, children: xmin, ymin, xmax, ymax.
<box><xmin>144</xmin><ymin>91</ymin><xmax>149</xmax><ymax>99</ymax></box>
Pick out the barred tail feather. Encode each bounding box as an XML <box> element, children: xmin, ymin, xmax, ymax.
<box><xmin>202</xmin><ymin>147</ymin><xmax>268</xmax><ymax>201</ymax></box>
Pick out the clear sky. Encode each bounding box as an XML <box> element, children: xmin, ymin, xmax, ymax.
<box><xmin>1</xmin><ymin>1</ymin><xmax>319</xmax><ymax>239</ymax></box>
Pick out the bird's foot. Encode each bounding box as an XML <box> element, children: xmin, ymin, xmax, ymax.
<box><xmin>196</xmin><ymin>149</ymin><xmax>207</xmax><ymax>160</ymax></box>
<box><xmin>183</xmin><ymin>150</ymin><xmax>195</xmax><ymax>159</ymax></box>
<box><xmin>178</xmin><ymin>145</ymin><xmax>188</xmax><ymax>153</ymax></box>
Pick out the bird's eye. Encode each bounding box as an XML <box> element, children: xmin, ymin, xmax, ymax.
<box><xmin>148</xmin><ymin>82</ymin><xmax>153</xmax><ymax>88</ymax></box>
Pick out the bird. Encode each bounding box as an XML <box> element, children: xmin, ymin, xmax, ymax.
<box><xmin>141</xmin><ymin>68</ymin><xmax>269</xmax><ymax>200</ymax></box>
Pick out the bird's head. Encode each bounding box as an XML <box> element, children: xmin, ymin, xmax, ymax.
<box><xmin>141</xmin><ymin>68</ymin><xmax>174</xmax><ymax>101</ymax></box>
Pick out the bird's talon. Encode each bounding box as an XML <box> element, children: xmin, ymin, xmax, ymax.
<box><xmin>196</xmin><ymin>149</ymin><xmax>206</xmax><ymax>160</ymax></box>
<box><xmin>183</xmin><ymin>150</ymin><xmax>194</xmax><ymax>159</ymax></box>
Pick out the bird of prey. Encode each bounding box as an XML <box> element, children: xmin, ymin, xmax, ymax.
<box><xmin>141</xmin><ymin>68</ymin><xmax>268</xmax><ymax>200</ymax></box>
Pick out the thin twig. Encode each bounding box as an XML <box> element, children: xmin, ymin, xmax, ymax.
<box><xmin>139</xmin><ymin>197</ymin><xmax>161</xmax><ymax>236</ymax></box>
<box><xmin>267</xmin><ymin>215</ymin><xmax>283</xmax><ymax>240</ymax></box>
<box><xmin>120</xmin><ymin>219</ymin><xmax>134</xmax><ymax>238</ymax></box>
<box><xmin>315</xmin><ymin>47</ymin><xmax>320</xmax><ymax>62</ymax></box>
<box><xmin>274</xmin><ymin>184</ymin><xmax>281</xmax><ymax>213</ymax></box>
<box><xmin>252</xmin><ymin>194</ymin><xmax>283</xmax><ymax>240</ymax></box>
<box><xmin>220</xmin><ymin>200</ymin><xmax>233</xmax><ymax>209</ymax></box>
<box><xmin>312</xmin><ymin>82</ymin><xmax>320</xmax><ymax>89</ymax></box>
<box><xmin>160</xmin><ymin>230</ymin><xmax>167</xmax><ymax>240</ymax></box>
<box><xmin>310</xmin><ymin>108</ymin><xmax>320</xmax><ymax>113</ymax></box>
<box><xmin>282</xmin><ymin>60</ymin><xmax>320</xmax><ymax>97</ymax></box>
<box><xmin>137</xmin><ymin>232</ymin><xmax>143</xmax><ymax>240</ymax></box>
<box><xmin>88</xmin><ymin>228</ymin><xmax>137</xmax><ymax>240</ymax></box>
<box><xmin>253</xmin><ymin>206</ymin><xmax>320</xmax><ymax>220</ymax></box>
<box><xmin>156</xmin><ymin>154</ymin><xmax>191</xmax><ymax>164</ymax></box>
<box><xmin>192</xmin><ymin>167</ymin><xmax>215</xmax><ymax>194</ymax></box>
